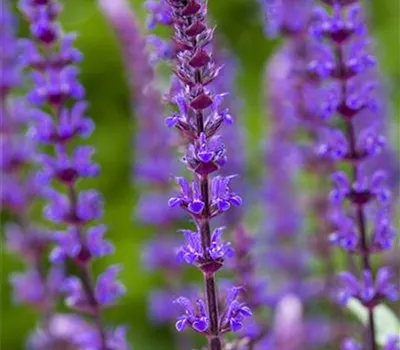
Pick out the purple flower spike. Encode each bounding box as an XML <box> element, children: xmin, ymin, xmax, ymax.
<box><xmin>87</xmin><ymin>225</ymin><xmax>115</xmax><ymax>256</ymax></box>
<box><xmin>99</xmin><ymin>0</ymin><xmax>175</xmax><ymax>190</ymax></box>
<box><xmin>330</xmin><ymin>170</ymin><xmax>390</xmax><ymax>207</ymax></box>
<box><xmin>262</xmin><ymin>0</ymin><xmax>399</xmax><ymax>348</ymax></box>
<box><xmin>303</xmin><ymin>0</ymin><xmax>399</xmax><ymax>347</ymax></box>
<box><xmin>147</xmin><ymin>0</ymin><xmax>249</xmax><ymax>346</ymax></box>
<box><xmin>19</xmin><ymin>0</ymin><xmax>127</xmax><ymax>346</ymax></box>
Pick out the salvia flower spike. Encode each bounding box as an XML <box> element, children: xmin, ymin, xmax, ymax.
<box><xmin>309</xmin><ymin>1</ymin><xmax>399</xmax><ymax>348</ymax></box>
<box><xmin>19</xmin><ymin>0</ymin><xmax>127</xmax><ymax>348</ymax></box>
<box><xmin>153</xmin><ymin>0</ymin><xmax>251</xmax><ymax>348</ymax></box>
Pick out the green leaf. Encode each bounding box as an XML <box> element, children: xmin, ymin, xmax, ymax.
<box><xmin>347</xmin><ymin>298</ymin><xmax>400</xmax><ymax>345</ymax></box>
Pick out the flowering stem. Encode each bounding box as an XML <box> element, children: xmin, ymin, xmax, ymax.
<box><xmin>162</xmin><ymin>0</ymin><xmax>250</xmax><ymax>345</ymax></box>
<box><xmin>336</xmin><ymin>42</ymin><xmax>377</xmax><ymax>350</ymax></box>
<box><xmin>18</xmin><ymin>1</ymin><xmax>126</xmax><ymax>347</ymax></box>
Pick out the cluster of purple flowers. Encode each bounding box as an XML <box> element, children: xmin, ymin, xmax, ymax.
<box><xmin>260</xmin><ymin>0</ymin><xmax>399</xmax><ymax>349</ymax></box>
<box><xmin>161</xmin><ymin>1</ymin><xmax>252</xmax><ymax>348</ymax></box>
<box><xmin>145</xmin><ymin>0</ymin><xmax>255</xmax><ymax>348</ymax></box>
<box><xmin>145</xmin><ymin>1</ymin><xmax>254</xmax><ymax>348</ymax></box>
<box><xmin>2</xmin><ymin>1</ymin><xmax>399</xmax><ymax>350</ymax></box>
<box><xmin>2</xmin><ymin>0</ymin><xmax>128</xmax><ymax>348</ymax></box>
<box><xmin>307</xmin><ymin>2</ymin><xmax>398</xmax><ymax>348</ymax></box>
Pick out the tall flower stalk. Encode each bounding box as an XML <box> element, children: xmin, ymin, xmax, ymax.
<box><xmin>309</xmin><ymin>1</ymin><xmax>398</xmax><ymax>348</ymax></box>
<box><xmin>161</xmin><ymin>1</ymin><xmax>251</xmax><ymax>349</ymax></box>
<box><xmin>260</xmin><ymin>1</ymin><xmax>364</xmax><ymax>347</ymax></box>
<box><xmin>19</xmin><ymin>0</ymin><xmax>127</xmax><ymax>348</ymax></box>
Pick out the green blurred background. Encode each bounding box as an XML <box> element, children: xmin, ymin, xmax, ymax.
<box><xmin>1</xmin><ymin>0</ymin><xmax>399</xmax><ymax>349</ymax></box>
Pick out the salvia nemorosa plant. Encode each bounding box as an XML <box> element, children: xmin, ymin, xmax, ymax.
<box><xmin>159</xmin><ymin>1</ymin><xmax>252</xmax><ymax>349</ymax></box>
<box><xmin>18</xmin><ymin>0</ymin><xmax>127</xmax><ymax>348</ymax></box>
<box><xmin>1</xmin><ymin>5</ymin><xmax>84</xmax><ymax>349</ymax></box>
<box><xmin>3</xmin><ymin>1</ymin><xmax>400</xmax><ymax>349</ymax></box>
<box><xmin>307</xmin><ymin>1</ymin><xmax>399</xmax><ymax>349</ymax></box>
<box><xmin>1</xmin><ymin>1</ymin><xmax>62</xmax><ymax>334</ymax></box>
<box><xmin>261</xmin><ymin>1</ymin><xmax>399</xmax><ymax>348</ymax></box>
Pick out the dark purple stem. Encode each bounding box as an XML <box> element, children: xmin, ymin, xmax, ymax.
<box><xmin>196</xmin><ymin>110</ymin><xmax>221</xmax><ymax>349</ymax></box>
<box><xmin>79</xmin><ymin>264</ymin><xmax>108</xmax><ymax>350</ymax></box>
<box><xmin>336</xmin><ymin>43</ymin><xmax>377</xmax><ymax>350</ymax></box>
